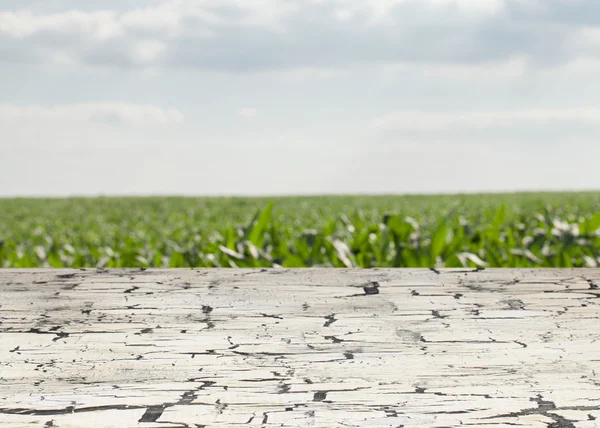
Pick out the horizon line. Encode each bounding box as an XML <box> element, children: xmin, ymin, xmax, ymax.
<box><xmin>1</xmin><ymin>188</ymin><xmax>599</xmax><ymax>200</ymax></box>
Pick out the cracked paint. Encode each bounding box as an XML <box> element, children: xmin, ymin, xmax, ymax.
<box><xmin>0</xmin><ymin>268</ymin><xmax>599</xmax><ymax>427</ymax></box>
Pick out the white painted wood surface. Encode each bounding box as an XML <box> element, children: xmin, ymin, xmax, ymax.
<box><xmin>1</xmin><ymin>268</ymin><xmax>600</xmax><ymax>427</ymax></box>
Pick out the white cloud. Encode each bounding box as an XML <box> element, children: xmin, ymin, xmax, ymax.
<box><xmin>132</xmin><ymin>40</ymin><xmax>167</xmax><ymax>63</ymax></box>
<box><xmin>1</xmin><ymin>0</ymin><xmax>599</xmax><ymax>72</ymax></box>
<box><xmin>578</xmin><ymin>26</ymin><xmax>600</xmax><ymax>43</ymax></box>
<box><xmin>432</xmin><ymin>0</ymin><xmax>505</xmax><ymax>16</ymax></box>
<box><xmin>372</xmin><ymin>108</ymin><xmax>600</xmax><ymax>131</ymax></box>
<box><xmin>571</xmin><ymin>25</ymin><xmax>600</xmax><ymax>59</ymax></box>
<box><xmin>2</xmin><ymin>2</ymin><xmax>600</xmax><ymax>198</ymax></box>
<box><xmin>379</xmin><ymin>54</ymin><xmax>530</xmax><ymax>80</ymax></box>
<box><xmin>0</xmin><ymin>102</ymin><xmax>184</xmax><ymax>126</ymax></box>
<box><xmin>0</xmin><ymin>10</ymin><xmax>121</xmax><ymax>40</ymax></box>
<box><xmin>261</xmin><ymin>65</ymin><xmax>348</xmax><ymax>80</ymax></box>
<box><xmin>239</xmin><ymin>107</ymin><xmax>259</xmax><ymax>118</ymax></box>
<box><xmin>558</xmin><ymin>56</ymin><xmax>600</xmax><ymax>74</ymax></box>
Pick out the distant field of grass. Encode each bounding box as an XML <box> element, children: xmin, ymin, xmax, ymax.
<box><xmin>1</xmin><ymin>192</ymin><xmax>600</xmax><ymax>268</ymax></box>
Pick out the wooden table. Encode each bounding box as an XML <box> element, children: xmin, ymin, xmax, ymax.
<box><xmin>1</xmin><ymin>268</ymin><xmax>600</xmax><ymax>427</ymax></box>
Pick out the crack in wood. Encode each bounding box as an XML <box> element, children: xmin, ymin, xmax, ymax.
<box><xmin>138</xmin><ymin>404</ymin><xmax>167</xmax><ymax>422</ymax></box>
<box><xmin>481</xmin><ymin>394</ymin><xmax>600</xmax><ymax>427</ymax></box>
<box><xmin>2</xmin><ymin>268</ymin><xmax>600</xmax><ymax>427</ymax></box>
<box><xmin>323</xmin><ymin>314</ymin><xmax>337</xmax><ymax>327</ymax></box>
<box><xmin>0</xmin><ymin>404</ymin><xmax>147</xmax><ymax>416</ymax></box>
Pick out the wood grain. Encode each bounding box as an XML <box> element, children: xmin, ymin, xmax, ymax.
<box><xmin>1</xmin><ymin>268</ymin><xmax>600</xmax><ymax>427</ymax></box>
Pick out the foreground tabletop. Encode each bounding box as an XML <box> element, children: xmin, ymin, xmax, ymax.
<box><xmin>1</xmin><ymin>268</ymin><xmax>600</xmax><ymax>427</ymax></box>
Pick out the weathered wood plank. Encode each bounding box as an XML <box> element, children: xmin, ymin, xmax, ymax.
<box><xmin>1</xmin><ymin>268</ymin><xmax>600</xmax><ymax>427</ymax></box>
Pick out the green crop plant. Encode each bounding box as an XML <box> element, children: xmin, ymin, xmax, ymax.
<box><xmin>1</xmin><ymin>192</ymin><xmax>599</xmax><ymax>268</ymax></box>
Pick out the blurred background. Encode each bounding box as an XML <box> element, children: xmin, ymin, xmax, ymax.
<box><xmin>1</xmin><ymin>0</ymin><xmax>599</xmax><ymax>268</ymax></box>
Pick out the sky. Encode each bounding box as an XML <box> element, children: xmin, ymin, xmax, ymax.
<box><xmin>1</xmin><ymin>0</ymin><xmax>600</xmax><ymax>197</ymax></box>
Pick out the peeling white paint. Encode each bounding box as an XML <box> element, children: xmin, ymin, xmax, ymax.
<box><xmin>0</xmin><ymin>268</ymin><xmax>599</xmax><ymax>427</ymax></box>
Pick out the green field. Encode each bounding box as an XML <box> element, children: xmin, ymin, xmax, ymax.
<box><xmin>1</xmin><ymin>192</ymin><xmax>600</xmax><ymax>268</ymax></box>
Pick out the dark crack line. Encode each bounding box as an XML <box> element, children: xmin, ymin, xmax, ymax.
<box><xmin>277</xmin><ymin>383</ymin><xmax>291</xmax><ymax>394</ymax></box>
<box><xmin>312</xmin><ymin>386</ymin><xmax>370</xmax><ymax>402</ymax></box>
<box><xmin>0</xmin><ymin>383</ymin><xmax>215</xmax><ymax>422</ymax></box>
<box><xmin>56</xmin><ymin>273</ymin><xmax>76</xmax><ymax>279</ymax></box>
<box><xmin>139</xmin><ymin>405</ymin><xmax>167</xmax><ymax>423</ymax></box>
<box><xmin>260</xmin><ymin>313</ymin><xmax>283</xmax><ymax>320</ymax></box>
<box><xmin>324</xmin><ymin>335</ymin><xmax>344</xmax><ymax>343</ymax></box>
<box><xmin>428</xmin><ymin>409</ymin><xmax>481</xmax><ymax>415</ymax></box>
<box><xmin>363</xmin><ymin>281</ymin><xmax>380</xmax><ymax>295</ymax></box>
<box><xmin>215</xmin><ymin>399</ymin><xmax>227</xmax><ymax>415</ymax></box>
<box><xmin>177</xmin><ymin>390</ymin><xmax>199</xmax><ymax>405</ymax></box>
<box><xmin>480</xmin><ymin>394</ymin><xmax>600</xmax><ymax>427</ymax></box>
<box><xmin>441</xmin><ymin>268</ymin><xmax>485</xmax><ymax>274</ymax></box>
<box><xmin>0</xmin><ymin>404</ymin><xmax>146</xmax><ymax>416</ymax></box>
<box><xmin>242</xmin><ymin>378</ymin><xmax>290</xmax><ymax>383</ymax></box>
<box><xmin>419</xmin><ymin>337</ymin><xmax>511</xmax><ymax>345</ymax></box>
<box><xmin>431</xmin><ymin>310</ymin><xmax>447</xmax><ymax>319</ymax></box>
<box><xmin>241</xmin><ymin>269</ymin><xmax>269</xmax><ymax>276</ymax></box>
<box><xmin>324</xmin><ymin>314</ymin><xmax>337</xmax><ymax>327</ymax></box>
<box><xmin>584</xmin><ymin>277</ymin><xmax>599</xmax><ymax>290</ymax></box>
<box><xmin>152</xmin><ymin>420</ymin><xmax>198</xmax><ymax>428</ymax></box>
<box><xmin>335</xmin><ymin>281</ymin><xmax>382</xmax><ymax>298</ymax></box>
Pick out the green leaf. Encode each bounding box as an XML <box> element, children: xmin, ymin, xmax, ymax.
<box><xmin>444</xmin><ymin>254</ymin><xmax>464</xmax><ymax>268</ymax></box>
<box><xmin>492</xmin><ymin>204</ymin><xmax>506</xmax><ymax>229</ymax></box>
<box><xmin>169</xmin><ymin>251</ymin><xmax>185</xmax><ymax>267</ymax></box>
<box><xmin>282</xmin><ymin>254</ymin><xmax>305</xmax><ymax>268</ymax></box>
<box><xmin>583</xmin><ymin>212</ymin><xmax>600</xmax><ymax>235</ymax></box>
<box><xmin>430</xmin><ymin>222</ymin><xmax>447</xmax><ymax>263</ymax></box>
<box><xmin>247</xmin><ymin>202</ymin><xmax>273</xmax><ymax>248</ymax></box>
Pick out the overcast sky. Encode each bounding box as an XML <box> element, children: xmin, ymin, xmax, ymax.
<box><xmin>1</xmin><ymin>0</ymin><xmax>600</xmax><ymax>197</ymax></box>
